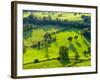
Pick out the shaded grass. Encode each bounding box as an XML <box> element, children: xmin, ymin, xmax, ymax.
<box><xmin>23</xmin><ymin>59</ymin><xmax>91</xmax><ymax>69</ymax></box>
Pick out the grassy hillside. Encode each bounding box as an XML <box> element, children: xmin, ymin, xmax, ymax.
<box><xmin>23</xmin><ymin>11</ymin><xmax>90</xmax><ymax>22</ymax></box>
<box><xmin>23</xmin><ymin>26</ymin><xmax>90</xmax><ymax>69</ymax></box>
<box><xmin>23</xmin><ymin>11</ymin><xmax>91</xmax><ymax>69</ymax></box>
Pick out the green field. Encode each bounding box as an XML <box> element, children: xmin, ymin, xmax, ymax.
<box><xmin>23</xmin><ymin>11</ymin><xmax>90</xmax><ymax>22</ymax></box>
<box><xmin>23</xmin><ymin>11</ymin><xmax>91</xmax><ymax>69</ymax></box>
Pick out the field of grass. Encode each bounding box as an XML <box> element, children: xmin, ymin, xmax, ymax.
<box><xmin>23</xmin><ymin>11</ymin><xmax>90</xmax><ymax>22</ymax></box>
<box><xmin>23</xmin><ymin>11</ymin><xmax>91</xmax><ymax>69</ymax></box>
<box><xmin>23</xmin><ymin>26</ymin><xmax>90</xmax><ymax>69</ymax></box>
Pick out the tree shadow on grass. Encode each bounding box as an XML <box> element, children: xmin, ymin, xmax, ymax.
<box><xmin>69</xmin><ymin>44</ymin><xmax>77</xmax><ymax>53</ymax></box>
<box><xmin>75</xmin><ymin>41</ymin><xmax>81</xmax><ymax>47</ymax></box>
<box><xmin>67</xmin><ymin>59</ymin><xmax>83</xmax><ymax>67</ymax></box>
<box><xmin>54</xmin><ymin>41</ymin><xmax>58</xmax><ymax>46</ymax></box>
<box><xmin>67</xmin><ymin>44</ymin><xmax>81</xmax><ymax>67</ymax></box>
<box><xmin>44</xmin><ymin>47</ymin><xmax>50</xmax><ymax>60</ymax></box>
<box><xmin>58</xmin><ymin>58</ymin><xmax>70</xmax><ymax>66</ymax></box>
<box><xmin>58</xmin><ymin>44</ymin><xmax>80</xmax><ymax>67</ymax></box>
<box><xmin>57</xmin><ymin>46</ymin><xmax>70</xmax><ymax>66</ymax></box>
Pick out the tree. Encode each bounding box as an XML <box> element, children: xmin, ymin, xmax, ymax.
<box><xmin>80</xmin><ymin>31</ymin><xmax>84</xmax><ymax>37</ymax></box>
<box><xmin>74</xmin><ymin>35</ymin><xmax>78</xmax><ymax>40</ymax></box>
<box><xmin>37</xmin><ymin>41</ymin><xmax>41</xmax><ymax>49</ymax></box>
<box><xmin>87</xmin><ymin>47</ymin><xmax>91</xmax><ymax>53</ymax></box>
<box><xmin>74</xmin><ymin>13</ymin><xmax>77</xmax><ymax>16</ymax></box>
<box><xmin>44</xmin><ymin>33</ymin><xmax>52</xmax><ymax>43</ymax></box>
<box><xmin>34</xmin><ymin>59</ymin><xmax>39</xmax><ymax>63</ymax></box>
<box><xmin>83</xmin><ymin>31</ymin><xmax>91</xmax><ymax>42</ymax></box>
<box><xmin>44</xmin><ymin>33</ymin><xmax>49</xmax><ymax>40</ymax></box>
<box><xmin>81</xmin><ymin>15</ymin><xmax>91</xmax><ymax>23</ymax></box>
<box><xmin>83</xmin><ymin>50</ymin><xmax>88</xmax><ymax>57</ymax></box>
<box><xmin>68</xmin><ymin>37</ymin><xmax>73</xmax><ymax>42</ymax></box>
<box><xmin>43</xmin><ymin>39</ymin><xmax>49</xmax><ymax>59</ymax></box>
<box><xmin>75</xmin><ymin>52</ymin><xmax>80</xmax><ymax>62</ymax></box>
<box><xmin>58</xmin><ymin>14</ymin><xmax>62</xmax><ymax>17</ymax></box>
<box><xmin>59</xmin><ymin>46</ymin><xmax>69</xmax><ymax>61</ymax></box>
<box><xmin>48</xmin><ymin>33</ymin><xmax>52</xmax><ymax>40</ymax></box>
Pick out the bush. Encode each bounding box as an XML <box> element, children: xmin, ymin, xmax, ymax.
<box><xmin>57</xmin><ymin>57</ymin><xmax>61</xmax><ymax>60</ymax></box>
<box><xmin>74</xmin><ymin>13</ymin><xmax>77</xmax><ymax>16</ymax></box>
<box><xmin>87</xmin><ymin>47</ymin><xmax>91</xmax><ymax>53</ymax></box>
<box><xmin>68</xmin><ymin>37</ymin><xmax>73</xmax><ymax>42</ymax></box>
<box><xmin>34</xmin><ymin>59</ymin><xmax>39</xmax><ymax>63</ymax></box>
<box><xmin>74</xmin><ymin>36</ymin><xmax>78</xmax><ymax>40</ymax></box>
<box><xmin>83</xmin><ymin>50</ymin><xmax>88</xmax><ymax>57</ymax></box>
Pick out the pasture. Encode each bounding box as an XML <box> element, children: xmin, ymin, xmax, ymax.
<box><xmin>23</xmin><ymin>25</ymin><xmax>90</xmax><ymax>69</ymax></box>
<box><xmin>23</xmin><ymin>11</ymin><xmax>91</xmax><ymax>69</ymax></box>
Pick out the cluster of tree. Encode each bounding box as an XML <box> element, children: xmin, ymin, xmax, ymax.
<box><xmin>30</xmin><ymin>34</ymin><xmax>79</xmax><ymax>50</ymax></box>
<box><xmin>23</xmin><ymin>14</ymin><xmax>91</xmax><ymax>31</ymax></box>
<box><xmin>33</xmin><ymin>46</ymin><xmax>90</xmax><ymax>64</ymax></box>
<box><xmin>31</xmin><ymin>32</ymin><xmax>56</xmax><ymax>49</ymax></box>
<box><xmin>79</xmin><ymin>28</ymin><xmax>91</xmax><ymax>42</ymax></box>
<box><xmin>83</xmin><ymin>31</ymin><xmax>91</xmax><ymax>42</ymax></box>
<box><xmin>23</xmin><ymin>24</ymin><xmax>33</xmax><ymax>31</ymax></box>
<box><xmin>67</xmin><ymin>35</ymin><xmax>78</xmax><ymax>42</ymax></box>
<box><xmin>59</xmin><ymin>46</ymin><xmax>69</xmax><ymax>62</ymax></box>
<box><xmin>23</xmin><ymin>24</ymin><xmax>40</xmax><ymax>32</ymax></box>
<box><xmin>83</xmin><ymin>47</ymin><xmax>91</xmax><ymax>57</ymax></box>
<box><xmin>81</xmin><ymin>15</ymin><xmax>91</xmax><ymax>23</ymax></box>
